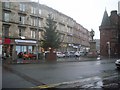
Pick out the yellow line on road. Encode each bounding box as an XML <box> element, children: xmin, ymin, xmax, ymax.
<box><xmin>31</xmin><ymin>76</ymin><xmax>102</xmax><ymax>89</ymax></box>
<box><xmin>31</xmin><ymin>83</ymin><xmax>60</xmax><ymax>89</ymax></box>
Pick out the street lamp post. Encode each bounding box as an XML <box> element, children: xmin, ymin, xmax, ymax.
<box><xmin>107</xmin><ymin>41</ymin><xmax>110</xmax><ymax>59</ymax></box>
<box><xmin>36</xmin><ymin>0</ymin><xmax>39</xmax><ymax>60</ymax></box>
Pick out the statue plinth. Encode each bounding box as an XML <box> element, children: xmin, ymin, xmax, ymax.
<box><xmin>89</xmin><ymin>40</ymin><xmax>96</xmax><ymax>52</ymax></box>
<box><xmin>87</xmin><ymin>40</ymin><xmax>97</xmax><ymax>58</ymax></box>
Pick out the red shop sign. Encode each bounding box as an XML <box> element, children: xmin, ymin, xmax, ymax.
<box><xmin>4</xmin><ymin>38</ymin><xmax>11</xmax><ymax>44</ymax></box>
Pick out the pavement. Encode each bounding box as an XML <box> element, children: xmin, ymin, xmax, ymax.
<box><xmin>2</xmin><ymin>56</ymin><xmax>99</xmax><ymax>64</ymax></box>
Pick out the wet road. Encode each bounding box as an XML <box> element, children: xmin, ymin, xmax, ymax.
<box><xmin>2</xmin><ymin>59</ymin><xmax>120</xmax><ymax>88</ymax></box>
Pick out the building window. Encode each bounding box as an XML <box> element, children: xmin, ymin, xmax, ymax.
<box><xmin>30</xmin><ymin>17</ymin><xmax>37</xmax><ymax>26</ymax></box>
<box><xmin>39</xmin><ymin>31</ymin><xmax>41</xmax><ymax>39</ymax></box>
<box><xmin>31</xmin><ymin>30</ymin><xmax>36</xmax><ymax>39</ymax></box>
<box><xmin>2</xmin><ymin>25</ymin><xmax>9</xmax><ymax>38</ymax></box>
<box><xmin>19</xmin><ymin>15</ymin><xmax>25</xmax><ymax>24</ymax></box>
<box><xmin>31</xmin><ymin>7</ymin><xmax>37</xmax><ymax>14</ymax></box>
<box><xmin>19</xmin><ymin>3</ymin><xmax>25</xmax><ymax>12</ymax></box>
<box><xmin>34</xmin><ymin>18</ymin><xmax>36</xmax><ymax>26</ymax></box>
<box><xmin>39</xmin><ymin>19</ymin><xmax>41</xmax><ymax>27</ymax></box>
<box><xmin>19</xmin><ymin>28</ymin><xmax>25</xmax><ymax>36</ymax></box>
<box><xmin>31</xmin><ymin>7</ymin><xmax>34</xmax><ymax>14</ymax></box>
<box><xmin>3</xmin><ymin>12</ymin><xmax>10</xmax><ymax>22</ymax></box>
<box><xmin>30</xmin><ymin>17</ymin><xmax>34</xmax><ymax>26</ymax></box>
<box><xmin>39</xmin><ymin>9</ymin><xmax>41</xmax><ymax>15</ymax></box>
<box><xmin>4</xmin><ymin>2</ymin><xmax>10</xmax><ymax>8</ymax></box>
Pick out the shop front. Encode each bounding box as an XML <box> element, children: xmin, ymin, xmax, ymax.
<box><xmin>2</xmin><ymin>38</ymin><xmax>38</xmax><ymax>60</ymax></box>
<box><xmin>15</xmin><ymin>39</ymin><xmax>37</xmax><ymax>54</ymax></box>
<box><xmin>2</xmin><ymin>38</ymin><xmax>11</xmax><ymax>58</ymax></box>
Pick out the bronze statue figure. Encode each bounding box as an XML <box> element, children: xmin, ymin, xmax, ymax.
<box><xmin>90</xmin><ymin>29</ymin><xmax>95</xmax><ymax>41</ymax></box>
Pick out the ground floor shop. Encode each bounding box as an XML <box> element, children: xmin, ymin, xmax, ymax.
<box><xmin>59</xmin><ymin>43</ymin><xmax>89</xmax><ymax>53</ymax></box>
<box><xmin>2</xmin><ymin>38</ymin><xmax>41</xmax><ymax>60</ymax></box>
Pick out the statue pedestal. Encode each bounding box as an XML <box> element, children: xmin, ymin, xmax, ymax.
<box><xmin>87</xmin><ymin>40</ymin><xmax>97</xmax><ymax>58</ymax></box>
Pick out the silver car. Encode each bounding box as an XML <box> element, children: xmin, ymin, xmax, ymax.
<box><xmin>115</xmin><ymin>59</ymin><xmax>120</xmax><ymax>69</ymax></box>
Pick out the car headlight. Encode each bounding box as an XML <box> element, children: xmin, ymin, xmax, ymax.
<box><xmin>115</xmin><ymin>60</ymin><xmax>120</xmax><ymax>63</ymax></box>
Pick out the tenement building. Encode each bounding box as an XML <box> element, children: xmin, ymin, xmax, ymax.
<box><xmin>0</xmin><ymin>2</ymin><xmax>90</xmax><ymax>59</ymax></box>
<box><xmin>99</xmin><ymin>9</ymin><xmax>120</xmax><ymax>58</ymax></box>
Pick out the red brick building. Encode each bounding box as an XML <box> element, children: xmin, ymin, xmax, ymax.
<box><xmin>99</xmin><ymin>10</ymin><xmax>120</xmax><ymax>58</ymax></box>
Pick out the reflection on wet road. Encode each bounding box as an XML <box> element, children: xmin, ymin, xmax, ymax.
<box><xmin>3</xmin><ymin>59</ymin><xmax>120</xmax><ymax>88</ymax></box>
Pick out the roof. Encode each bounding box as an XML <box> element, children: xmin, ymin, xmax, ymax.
<box><xmin>101</xmin><ymin>10</ymin><xmax>111</xmax><ymax>26</ymax></box>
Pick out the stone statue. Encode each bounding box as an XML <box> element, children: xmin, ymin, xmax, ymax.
<box><xmin>90</xmin><ymin>29</ymin><xmax>95</xmax><ymax>41</ymax></box>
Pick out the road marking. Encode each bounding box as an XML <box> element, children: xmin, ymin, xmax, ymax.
<box><xmin>31</xmin><ymin>83</ymin><xmax>60</xmax><ymax>88</ymax></box>
<box><xmin>31</xmin><ymin>76</ymin><xmax>102</xmax><ymax>89</ymax></box>
<box><xmin>32</xmin><ymin>74</ymin><xmax>119</xmax><ymax>89</ymax></box>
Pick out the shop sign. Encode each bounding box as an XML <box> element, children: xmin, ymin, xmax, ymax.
<box><xmin>4</xmin><ymin>38</ymin><xmax>11</xmax><ymax>44</ymax></box>
<box><xmin>15</xmin><ymin>39</ymin><xmax>36</xmax><ymax>43</ymax></box>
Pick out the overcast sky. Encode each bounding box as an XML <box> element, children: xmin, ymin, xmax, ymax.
<box><xmin>33</xmin><ymin>0</ymin><xmax>119</xmax><ymax>39</ymax></box>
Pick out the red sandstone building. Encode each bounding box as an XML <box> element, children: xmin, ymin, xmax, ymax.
<box><xmin>99</xmin><ymin>10</ymin><xmax>120</xmax><ymax>58</ymax></box>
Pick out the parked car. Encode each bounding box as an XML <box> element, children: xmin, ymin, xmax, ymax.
<box><xmin>74</xmin><ymin>51</ymin><xmax>85</xmax><ymax>57</ymax></box>
<box><xmin>64</xmin><ymin>52</ymin><xmax>70</xmax><ymax>57</ymax></box>
<box><xmin>69</xmin><ymin>51</ymin><xmax>75</xmax><ymax>57</ymax></box>
<box><xmin>64</xmin><ymin>51</ymin><xmax>75</xmax><ymax>57</ymax></box>
<box><xmin>115</xmin><ymin>59</ymin><xmax>120</xmax><ymax>69</ymax></box>
<box><xmin>74</xmin><ymin>51</ymin><xmax>80</xmax><ymax>57</ymax></box>
<box><xmin>56</xmin><ymin>52</ymin><xmax>65</xmax><ymax>58</ymax></box>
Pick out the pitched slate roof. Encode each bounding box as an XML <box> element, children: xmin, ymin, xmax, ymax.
<box><xmin>101</xmin><ymin>10</ymin><xmax>111</xmax><ymax>26</ymax></box>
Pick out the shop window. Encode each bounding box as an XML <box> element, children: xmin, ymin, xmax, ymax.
<box><xmin>28</xmin><ymin>46</ymin><xmax>32</xmax><ymax>53</ymax></box>
<box><xmin>16</xmin><ymin>46</ymin><xmax>27</xmax><ymax>54</ymax></box>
